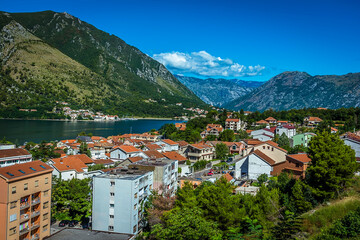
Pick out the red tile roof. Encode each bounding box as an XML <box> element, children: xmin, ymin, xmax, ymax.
<box><xmin>162</xmin><ymin>151</ymin><xmax>187</xmax><ymax>162</ymax></box>
<box><xmin>226</xmin><ymin>118</ymin><xmax>240</xmax><ymax>122</ymax></box>
<box><xmin>243</xmin><ymin>139</ymin><xmax>263</xmax><ymax>145</ymax></box>
<box><xmin>162</xmin><ymin>139</ymin><xmax>178</xmax><ymax>146</ymax></box>
<box><xmin>176</xmin><ymin>140</ymin><xmax>189</xmax><ymax>147</ymax></box>
<box><xmin>52</xmin><ymin>157</ymin><xmax>88</xmax><ymax>173</ymax></box>
<box><xmin>345</xmin><ymin>133</ymin><xmax>360</xmax><ymax>143</ymax></box>
<box><xmin>0</xmin><ymin>148</ymin><xmax>31</xmax><ymax>159</ymax></box>
<box><xmin>143</xmin><ymin>150</ymin><xmax>165</xmax><ymax>159</ymax></box>
<box><xmin>222</xmin><ymin>172</ymin><xmax>234</xmax><ymax>182</ymax></box>
<box><xmin>0</xmin><ymin>160</ymin><xmax>53</xmax><ymax>181</ymax></box>
<box><xmin>117</xmin><ymin>145</ymin><xmax>141</xmax><ymax>153</ymax></box>
<box><xmin>190</xmin><ymin>143</ymin><xmax>212</xmax><ymax>149</ymax></box>
<box><xmin>307</xmin><ymin>116</ymin><xmax>323</xmax><ymax>122</ymax></box>
<box><xmin>265</xmin><ymin>117</ymin><xmax>277</xmax><ymax>121</ymax></box>
<box><xmin>128</xmin><ymin>156</ymin><xmax>144</xmax><ymax>163</ymax></box>
<box><xmin>61</xmin><ymin>154</ymin><xmax>94</xmax><ymax>164</ymax></box>
<box><xmin>256</xmin><ymin>120</ymin><xmax>268</xmax><ymax>124</ymax></box>
<box><xmin>145</xmin><ymin>144</ymin><xmax>162</xmax><ymax>151</ymax></box>
<box><xmin>93</xmin><ymin>159</ymin><xmax>114</xmax><ymax>165</ymax></box>
<box><xmin>287</xmin><ymin>154</ymin><xmax>311</xmax><ymax>164</ymax></box>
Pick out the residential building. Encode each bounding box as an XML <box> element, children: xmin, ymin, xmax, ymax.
<box><xmin>49</xmin><ymin>156</ymin><xmax>89</xmax><ymax>180</ymax></box>
<box><xmin>341</xmin><ymin>132</ymin><xmax>360</xmax><ymax>160</ymax></box>
<box><xmin>304</xmin><ymin>116</ymin><xmax>323</xmax><ymax>127</ymax></box>
<box><xmin>129</xmin><ymin>158</ymin><xmax>178</xmax><ymax>196</ymax></box>
<box><xmin>110</xmin><ymin>145</ymin><xmax>143</xmax><ymax>161</ymax></box>
<box><xmin>0</xmin><ymin>148</ymin><xmax>32</xmax><ymax>168</ymax></box>
<box><xmin>276</xmin><ymin>124</ymin><xmax>297</xmax><ymax>138</ymax></box>
<box><xmin>200</xmin><ymin>124</ymin><xmax>224</xmax><ymax>138</ymax></box>
<box><xmin>176</xmin><ymin>140</ymin><xmax>189</xmax><ymax>156</ymax></box>
<box><xmin>187</xmin><ymin>143</ymin><xmax>215</xmax><ymax>162</ymax></box>
<box><xmin>162</xmin><ymin>151</ymin><xmax>187</xmax><ymax>164</ymax></box>
<box><xmin>250</xmin><ymin>128</ymin><xmax>275</xmax><ymax>142</ymax></box>
<box><xmin>253</xmin><ymin>141</ymin><xmax>288</xmax><ymax>164</ymax></box>
<box><xmin>93</xmin><ymin>159</ymin><xmax>115</xmax><ymax>168</ymax></box>
<box><xmin>157</xmin><ymin>139</ymin><xmax>179</xmax><ymax>152</ymax></box>
<box><xmin>291</xmin><ymin>133</ymin><xmax>316</xmax><ymax>147</ymax></box>
<box><xmin>255</xmin><ymin>120</ymin><xmax>269</xmax><ymax>126</ymax></box>
<box><xmin>175</xmin><ymin>123</ymin><xmax>186</xmax><ymax>131</ymax></box>
<box><xmin>274</xmin><ymin>153</ymin><xmax>311</xmax><ymax>179</ymax></box>
<box><xmin>92</xmin><ymin>168</ymin><xmax>153</xmax><ymax>235</ymax></box>
<box><xmin>0</xmin><ymin>161</ymin><xmax>53</xmax><ymax>240</ymax></box>
<box><xmin>225</xmin><ymin>119</ymin><xmax>246</xmax><ymax>131</ymax></box>
<box><xmin>234</xmin><ymin>150</ymin><xmax>275</xmax><ymax>179</ymax></box>
<box><xmin>0</xmin><ymin>144</ymin><xmax>16</xmax><ymax>150</ymax></box>
<box><xmin>265</xmin><ymin>117</ymin><xmax>277</xmax><ymax>124</ymax></box>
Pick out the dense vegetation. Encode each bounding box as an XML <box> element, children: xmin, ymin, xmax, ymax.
<box><xmin>140</xmin><ymin>131</ymin><xmax>359</xmax><ymax>240</ymax></box>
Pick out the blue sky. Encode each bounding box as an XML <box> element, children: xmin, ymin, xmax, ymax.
<box><xmin>2</xmin><ymin>0</ymin><xmax>360</xmax><ymax>81</ymax></box>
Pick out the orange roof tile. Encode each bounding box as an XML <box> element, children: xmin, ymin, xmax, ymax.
<box><xmin>253</xmin><ymin>150</ymin><xmax>276</xmax><ymax>165</ymax></box>
<box><xmin>222</xmin><ymin>172</ymin><xmax>234</xmax><ymax>182</ymax></box>
<box><xmin>0</xmin><ymin>148</ymin><xmax>31</xmax><ymax>159</ymax></box>
<box><xmin>307</xmin><ymin>116</ymin><xmax>323</xmax><ymax>122</ymax></box>
<box><xmin>0</xmin><ymin>160</ymin><xmax>53</xmax><ymax>181</ymax></box>
<box><xmin>190</xmin><ymin>143</ymin><xmax>212</xmax><ymax>149</ymax></box>
<box><xmin>287</xmin><ymin>154</ymin><xmax>311</xmax><ymax>164</ymax></box>
<box><xmin>265</xmin><ymin>117</ymin><xmax>276</xmax><ymax>121</ymax></box>
<box><xmin>145</xmin><ymin>144</ymin><xmax>162</xmax><ymax>151</ymax></box>
<box><xmin>162</xmin><ymin>139</ymin><xmax>178</xmax><ymax>145</ymax></box>
<box><xmin>225</xmin><ymin>118</ymin><xmax>240</xmax><ymax>122</ymax></box>
<box><xmin>52</xmin><ymin>157</ymin><xmax>88</xmax><ymax>173</ymax></box>
<box><xmin>256</xmin><ymin>120</ymin><xmax>268</xmax><ymax>124</ymax></box>
<box><xmin>177</xmin><ymin>140</ymin><xmax>189</xmax><ymax>147</ymax></box>
<box><xmin>128</xmin><ymin>156</ymin><xmax>144</xmax><ymax>162</ymax></box>
<box><xmin>162</xmin><ymin>151</ymin><xmax>187</xmax><ymax>162</ymax></box>
<box><xmin>117</xmin><ymin>145</ymin><xmax>141</xmax><ymax>153</ymax></box>
<box><xmin>143</xmin><ymin>150</ymin><xmax>165</xmax><ymax>159</ymax></box>
<box><xmin>93</xmin><ymin>159</ymin><xmax>114</xmax><ymax>165</ymax></box>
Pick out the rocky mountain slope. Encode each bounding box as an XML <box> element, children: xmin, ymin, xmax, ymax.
<box><xmin>0</xmin><ymin>11</ymin><xmax>206</xmax><ymax>117</ymax></box>
<box><xmin>225</xmin><ymin>71</ymin><xmax>360</xmax><ymax>111</ymax></box>
<box><xmin>175</xmin><ymin>75</ymin><xmax>263</xmax><ymax>107</ymax></box>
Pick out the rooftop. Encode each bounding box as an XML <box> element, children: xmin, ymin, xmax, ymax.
<box><xmin>45</xmin><ymin>228</ymin><xmax>133</xmax><ymax>240</ymax></box>
<box><xmin>96</xmin><ymin>168</ymin><xmax>151</xmax><ymax>180</ymax></box>
<box><xmin>287</xmin><ymin>153</ymin><xmax>311</xmax><ymax>163</ymax></box>
<box><xmin>0</xmin><ymin>160</ymin><xmax>53</xmax><ymax>181</ymax></box>
<box><xmin>0</xmin><ymin>148</ymin><xmax>31</xmax><ymax>159</ymax></box>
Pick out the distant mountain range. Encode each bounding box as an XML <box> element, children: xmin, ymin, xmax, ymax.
<box><xmin>175</xmin><ymin>75</ymin><xmax>264</xmax><ymax>107</ymax></box>
<box><xmin>0</xmin><ymin>11</ymin><xmax>205</xmax><ymax>117</ymax></box>
<box><xmin>224</xmin><ymin>71</ymin><xmax>360</xmax><ymax>111</ymax></box>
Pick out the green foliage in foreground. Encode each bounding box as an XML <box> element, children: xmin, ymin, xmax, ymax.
<box><xmin>51</xmin><ymin>177</ymin><xmax>92</xmax><ymax>221</ymax></box>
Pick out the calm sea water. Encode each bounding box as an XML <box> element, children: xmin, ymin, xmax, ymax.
<box><xmin>0</xmin><ymin>119</ymin><xmax>183</xmax><ymax>144</ymax></box>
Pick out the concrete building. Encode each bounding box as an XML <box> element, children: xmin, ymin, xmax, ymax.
<box><xmin>0</xmin><ymin>161</ymin><xmax>53</xmax><ymax>240</ymax></box>
<box><xmin>291</xmin><ymin>132</ymin><xmax>316</xmax><ymax>147</ymax></box>
<box><xmin>225</xmin><ymin>119</ymin><xmax>246</xmax><ymax>131</ymax></box>
<box><xmin>342</xmin><ymin>133</ymin><xmax>360</xmax><ymax>160</ymax></box>
<box><xmin>187</xmin><ymin>143</ymin><xmax>215</xmax><ymax>162</ymax></box>
<box><xmin>92</xmin><ymin>168</ymin><xmax>153</xmax><ymax>235</ymax></box>
<box><xmin>129</xmin><ymin>158</ymin><xmax>178</xmax><ymax>196</ymax></box>
<box><xmin>0</xmin><ymin>148</ymin><xmax>32</xmax><ymax>168</ymax></box>
<box><xmin>110</xmin><ymin>145</ymin><xmax>143</xmax><ymax>161</ymax></box>
<box><xmin>156</xmin><ymin>139</ymin><xmax>179</xmax><ymax>152</ymax></box>
<box><xmin>49</xmin><ymin>155</ymin><xmax>89</xmax><ymax>180</ymax></box>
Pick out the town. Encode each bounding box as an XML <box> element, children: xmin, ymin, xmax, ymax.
<box><xmin>0</xmin><ymin>108</ymin><xmax>359</xmax><ymax>239</ymax></box>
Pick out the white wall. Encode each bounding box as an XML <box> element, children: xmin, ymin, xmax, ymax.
<box><xmin>234</xmin><ymin>154</ymin><xmax>272</xmax><ymax>180</ymax></box>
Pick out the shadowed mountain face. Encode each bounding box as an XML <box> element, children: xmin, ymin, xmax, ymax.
<box><xmin>224</xmin><ymin>71</ymin><xmax>360</xmax><ymax>111</ymax></box>
<box><xmin>0</xmin><ymin>11</ymin><xmax>206</xmax><ymax>117</ymax></box>
<box><xmin>175</xmin><ymin>75</ymin><xmax>264</xmax><ymax>107</ymax></box>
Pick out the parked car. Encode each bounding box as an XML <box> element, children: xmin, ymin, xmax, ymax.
<box><xmin>58</xmin><ymin>220</ymin><xmax>69</xmax><ymax>227</ymax></box>
<box><xmin>70</xmin><ymin>220</ymin><xmax>79</xmax><ymax>226</ymax></box>
<box><xmin>207</xmin><ymin>171</ymin><xmax>214</xmax><ymax>176</ymax></box>
<box><xmin>229</xmin><ymin>166</ymin><xmax>234</xmax><ymax>170</ymax></box>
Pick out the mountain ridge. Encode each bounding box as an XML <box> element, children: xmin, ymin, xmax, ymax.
<box><xmin>225</xmin><ymin>71</ymin><xmax>360</xmax><ymax>111</ymax></box>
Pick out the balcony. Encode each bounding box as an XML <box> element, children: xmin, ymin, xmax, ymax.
<box><xmin>20</xmin><ymin>202</ymin><xmax>30</xmax><ymax>210</ymax></box>
<box><xmin>31</xmin><ymin>211</ymin><xmax>40</xmax><ymax>218</ymax></box>
<box><xmin>20</xmin><ymin>213</ymin><xmax>30</xmax><ymax>223</ymax></box>
<box><xmin>19</xmin><ymin>227</ymin><xmax>29</xmax><ymax>235</ymax></box>
<box><xmin>31</xmin><ymin>222</ymin><xmax>40</xmax><ymax>230</ymax></box>
<box><xmin>31</xmin><ymin>198</ymin><xmax>40</xmax><ymax>206</ymax></box>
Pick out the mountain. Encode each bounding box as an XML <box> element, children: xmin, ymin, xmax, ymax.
<box><xmin>0</xmin><ymin>11</ymin><xmax>206</xmax><ymax>117</ymax></box>
<box><xmin>225</xmin><ymin>71</ymin><xmax>360</xmax><ymax>111</ymax></box>
<box><xmin>175</xmin><ymin>75</ymin><xmax>264</xmax><ymax>107</ymax></box>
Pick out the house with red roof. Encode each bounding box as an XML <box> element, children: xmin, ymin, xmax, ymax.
<box><xmin>175</xmin><ymin>123</ymin><xmax>187</xmax><ymax>131</ymax></box>
<box><xmin>276</xmin><ymin>124</ymin><xmax>297</xmax><ymax>138</ymax></box>
<box><xmin>157</xmin><ymin>139</ymin><xmax>179</xmax><ymax>152</ymax></box>
<box><xmin>162</xmin><ymin>151</ymin><xmax>187</xmax><ymax>164</ymax></box>
<box><xmin>176</xmin><ymin>140</ymin><xmax>189</xmax><ymax>156</ymax></box>
<box><xmin>143</xmin><ymin>143</ymin><xmax>163</xmax><ymax>152</ymax></box>
<box><xmin>304</xmin><ymin>116</ymin><xmax>323</xmax><ymax>127</ymax></box>
<box><xmin>250</xmin><ymin>128</ymin><xmax>275</xmax><ymax>141</ymax></box>
<box><xmin>0</xmin><ymin>148</ymin><xmax>32</xmax><ymax>168</ymax></box>
<box><xmin>341</xmin><ymin>132</ymin><xmax>360</xmax><ymax>161</ymax></box>
<box><xmin>50</xmin><ymin>156</ymin><xmax>89</xmax><ymax>180</ymax></box>
<box><xmin>255</xmin><ymin>120</ymin><xmax>270</xmax><ymax>127</ymax></box>
<box><xmin>272</xmin><ymin>153</ymin><xmax>311</xmax><ymax>179</ymax></box>
<box><xmin>200</xmin><ymin>124</ymin><xmax>224</xmax><ymax>139</ymax></box>
<box><xmin>110</xmin><ymin>145</ymin><xmax>143</xmax><ymax>161</ymax></box>
<box><xmin>265</xmin><ymin>117</ymin><xmax>277</xmax><ymax>124</ymax></box>
<box><xmin>187</xmin><ymin>143</ymin><xmax>215</xmax><ymax>162</ymax></box>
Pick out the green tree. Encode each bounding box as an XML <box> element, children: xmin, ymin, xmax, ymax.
<box><xmin>306</xmin><ymin>131</ymin><xmax>358</xmax><ymax>200</ymax></box>
<box><xmin>79</xmin><ymin>142</ymin><xmax>91</xmax><ymax>158</ymax></box>
<box><xmin>219</xmin><ymin>129</ymin><xmax>235</xmax><ymax>142</ymax></box>
<box><xmin>257</xmin><ymin>174</ymin><xmax>268</xmax><ymax>185</ymax></box>
<box><xmin>215</xmin><ymin>143</ymin><xmax>229</xmax><ymax>160</ymax></box>
<box><xmin>277</xmin><ymin>133</ymin><xmax>290</xmax><ymax>148</ymax></box>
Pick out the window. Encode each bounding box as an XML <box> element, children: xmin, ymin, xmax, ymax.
<box><xmin>19</xmin><ymin>170</ymin><xmax>25</xmax><ymax>174</ymax></box>
<box><xmin>272</xmin><ymin>147</ymin><xmax>274</xmax><ymax>151</ymax></box>
<box><xmin>30</xmin><ymin>167</ymin><xmax>37</xmax><ymax>171</ymax></box>
<box><xmin>24</xmin><ymin>183</ymin><xmax>28</xmax><ymax>190</ymax></box>
<box><xmin>262</xmin><ymin>146</ymin><xmax>265</xmax><ymax>149</ymax></box>
<box><xmin>45</xmin><ymin>177</ymin><xmax>49</xmax><ymax>184</ymax></box>
<box><xmin>9</xmin><ymin>213</ymin><xmax>17</xmax><ymax>222</ymax></box>
<box><xmin>110</xmin><ymin>204</ymin><xmax>114</xmax><ymax>208</ymax></box>
<box><xmin>7</xmin><ymin>172</ymin><xmax>14</xmax><ymax>177</ymax></box>
<box><xmin>109</xmin><ymin>226</ymin><xmax>114</xmax><ymax>231</ymax></box>
<box><xmin>10</xmin><ymin>201</ymin><xmax>17</xmax><ymax>209</ymax></box>
<box><xmin>110</xmin><ymin>215</ymin><xmax>114</xmax><ymax>218</ymax></box>
<box><xmin>43</xmin><ymin>201</ymin><xmax>49</xmax><ymax>209</ymax></box>
<box><xmin>43</xmin><ymin>224</ymin><xmax>48</xmax><ymax>232</ymax></box>
<box><xmin>44</xmin><ymin>190</ymin><xmax>49</xmax><ymax>197</ymax></box>
<box><xmin>35</xmin><ymin>180</ymin><xmax>39</xmax><ymax>187</ymax></box>
<box><xmin>134</xmin><ymin>204</ymin><xmax>137</xmax><ymax>210</ymax></box>
<box><xmin>110</xmin><ymin>181</ymin><xmax>115</xmax><ymax>186</ymax></box>
<box><xmin>12</xmin><ymin>186</ymin><xmax>16</xmax><ymax>194</ymax></box>
<box><xmin>43</xmin><ymin>213</ymin><xmax>49</xmax><ymax>220</ymax></box>
<box><xmin>40</xmin><ymin>165</ymin><xmax>46</xmax><ymax>169</ymax></box>
<box><xmin>134</xmin><ymin>193</ymin><xmax>138</xmax><ymax>199</ymax></box>
<box><xmin>110</xmin><ymin>192</ymin><xmax>115</xmax><ymax>196</ymax></box>
<box><xmin>296</xmin><ymin>163</ymin><xmax>300</xmax><ymax>168</ymax></box>
<box><xmin>9</xmin><ymin>227</ymin><xmax>16</xmax><ymax>236</ymax></box>
<box><xmin>133</xmin><ymin>225</ymin><xmax>137</xmax><ymax>233</ymax></box>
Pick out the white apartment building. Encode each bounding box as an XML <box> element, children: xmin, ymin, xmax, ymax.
<box><xmin>225</xmin><ymin>119</ymin><xmax>247</xmax><ymax>131</ymax></box>
<box><xmin>0</xmin><ymin>148</ymin><xmax>32</xmax><ymax>168</ymax></box>
<box><xmin>92</xmin><ymin>169</ymin><xmax>153</xmax><ymax>235</ymax></box>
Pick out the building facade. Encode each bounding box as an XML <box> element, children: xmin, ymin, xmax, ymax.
<box><xmin>0</xmin><ymin>149</ymin><xmax>32</xmax><ymax>168</ymax></box>
<box><xmin>92</xmin><ymin>169</ymin><xmax>153</xmax><ymax>235</ymax></box>
<box><xmin>0</xmin><ymin>161</ymin><xmax>53</xmax><ymax>240</ymax></box>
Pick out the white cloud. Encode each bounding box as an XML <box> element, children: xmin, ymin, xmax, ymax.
<box><xmin>153</xmin><ymin>50</ymin><xmax>265</xmax><ymax>77</ymax></box>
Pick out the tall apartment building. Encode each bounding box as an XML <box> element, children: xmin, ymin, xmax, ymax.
<box><xmin>225</xmin><ymin>119</ymin><xmax>246</xmax><ymax>131</ymax></box>
<box><xmin>92</xmin><ymin>168</ymin><xmax>153</xmax><ymax>235</ymax></box>
<box><xmin>0</xmin><ymin>161</ymin><xmax>53</xmax><ymax>240</ymax></box>
<box><xmin>128</xmin><ymin>158</ymin><xmax>178</xmax><ymax>196</ymax></box>
<box><xmin>0</xmin><ymin>148</ymin><xmax>32</xmax><ymax>168</ymax></box>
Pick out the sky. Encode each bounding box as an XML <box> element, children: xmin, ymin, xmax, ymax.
<box><xmin>2</xmin><ymin>0</ymin><xmax>360</xmax><ymax>81</ymax></box>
